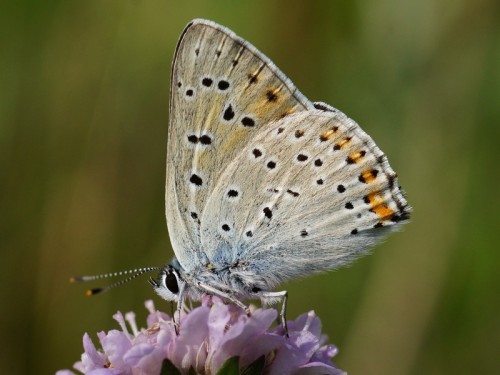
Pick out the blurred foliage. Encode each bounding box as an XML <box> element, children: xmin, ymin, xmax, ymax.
<box><xmin>1</xmin><ymin>1</ymin><xmax>499</xmax><ymax>374</ymax></box>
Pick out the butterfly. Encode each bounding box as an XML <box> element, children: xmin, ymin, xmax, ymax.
<box><xmin>146</xmin><ymin>19</ymin><xmax>412</xmax><ymax>333</ymax></box>
<box><xmin>75</xmin><ymin>19</ymin><xmax>411</xmax><ymax>335</ymax></box>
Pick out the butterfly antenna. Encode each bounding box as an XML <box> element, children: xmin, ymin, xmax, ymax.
<box><xmin>70</xmin><ymin>267</ymin><xmax>162</xmax><ymax>296</ymax></box>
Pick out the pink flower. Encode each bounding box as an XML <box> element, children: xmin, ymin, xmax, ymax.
<box><xmin>57</xmin><ymin>297</ymin><xmax>345</xmax><ymax>375</ymax></box>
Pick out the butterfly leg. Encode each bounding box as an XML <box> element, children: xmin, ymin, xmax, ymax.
<box><xmin>173</xmin><ymin>284</ymin><xmax>187</xmax><ymax>335</ymax></box>
<box><xmin>259</xmin><ymin>290</ymin><xmax>289</xmax><ymax>337</ymax></box>
<box><xmin>197</xmin><ymin>282</ymin><xmax>251</xmax><ymax>315</ymax></box>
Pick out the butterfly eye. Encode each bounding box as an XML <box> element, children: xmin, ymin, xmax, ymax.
<box><xmin>165</xmin><ymin>271</ymin><xmax>179</xmax><ymax>294</ymax></box>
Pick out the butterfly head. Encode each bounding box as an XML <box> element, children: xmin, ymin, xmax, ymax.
<box><xmin>150</xmin><ymin>264</ymin><xmax>185</xmax><ymax>302</ymax></box>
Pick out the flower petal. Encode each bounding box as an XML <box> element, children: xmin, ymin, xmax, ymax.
<box><xmin>86</xmin><ymin>369</ymin><xmax>121</xmax><ymax>375</ymax></box>
<box><xmin>168</xmin><ymin>305</ymin><xmax>210</xmax><ymax>371</ymax></box>
<box><xmin>123</xmin><ymin>342</ymin><xmax>155</xmax><ymax>366</ymax></box>
<box><xmin>210</xmin><ymin>308</ymin><xmax>278</xmax><ymax>372</ymax></box>
<box><xmin>296</xmin><ymin>362</ymin><xmax>347</xmax><ymax>375</ymax></box>
<box><xmin>99</xmin><ymin>330</ymin><xmax>132</xmax><ymax>370</ymax></box>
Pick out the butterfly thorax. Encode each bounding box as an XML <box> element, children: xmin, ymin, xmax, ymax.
<box><xmin>176</xmin><ymin>259</ymin><xmax>272</xmax><ymax>301</ymax></box>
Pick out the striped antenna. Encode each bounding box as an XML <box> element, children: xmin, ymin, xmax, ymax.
<box><xmin>70</xmin><ymin>267</ymin><xmax>162</xmax><ymax>296</ymax></box>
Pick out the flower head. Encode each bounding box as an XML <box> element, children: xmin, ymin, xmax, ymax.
<box><xmin>57</xmin><ymin>297</ymin><xmax>345</xmax><ymax>375</ymax></box>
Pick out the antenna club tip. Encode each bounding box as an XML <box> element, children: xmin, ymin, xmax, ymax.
<box><xmin>69</xmin><ymin>276</ymin><xmax>77</xmax><ymax>283</ymax></box>
<box><xmin>86</xmin><ymin>288</ymin><xmax>102</xmax><ymax>296</ymax></box>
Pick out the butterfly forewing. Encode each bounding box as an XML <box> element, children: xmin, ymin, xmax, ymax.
<box><xmin>167</xmin><ymin>20</ymin><xmax>314</xmax><ymax>271</ymax></box>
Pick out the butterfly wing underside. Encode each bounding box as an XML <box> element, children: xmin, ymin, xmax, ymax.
<box><xmin>166</xmin><ymin>19</ymin><xmax>314</xmax><ymax>271</ymax></box>
<box><xmin>201</xmin><ymin>109</ymin><xmax>411</xmax><ymax>287</ymax></box>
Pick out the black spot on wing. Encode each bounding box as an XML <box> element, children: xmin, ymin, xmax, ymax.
<box><xmin>253</xmin><ymin>148</ymin><xmax>263</xmax><ymax>158</ymax></box>
<box><xmin>227</xmin><ymin>189</ymin><xmax>239</xmax><ymax>198</ymax></box>
<box><xmin>241</xmin><ymin>117</ymin><xmax>255</xmax><ymax>127</ymax></box>
<box><xmin>263</xmin><ymin>207</ymin><xmax>273</xmax><ymax>219</ymax></box>
<box><xmin>223</xmin><ymin>105</ymin><xmax>235</xmax><ymax>121</ymax></box>
<box><xmin>190</xmin><ymin>174</ymin><xmax>203</xmax><ymax>186</ymax></box>
<box><xmin>266</xmin><ymin>90</ymin><xmax>278</xmax><ymax>102</ymax></box>
<box><xmin>199</xmin><ymin>135</ymin><xmax>212</xmax><ymax>145</ymax></box>
<box><xmin>202</xmin><ymin>77</ymin><xmax>213</xmax><ymax>87</ymax></box>
<box><xmin>266</xmin><ymin>161</ymin><xmax>276</xmax><ymax>169</ymax></box>
<box><xmin>218</xmin><ymin>80</ymin><xmax>230</xmax><ymax>90</ymax></box>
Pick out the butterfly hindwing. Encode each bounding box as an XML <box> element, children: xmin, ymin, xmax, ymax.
<box><xmin>201</xmin><ymin>109</ymin><xmax>410</xmax><ymax>286</ymax></box>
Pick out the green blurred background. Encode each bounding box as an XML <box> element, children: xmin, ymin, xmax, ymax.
<box><xmin>1</xmin><ymin>1</ymin><xmax>498</xmax><ymax>374</ymax></box>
